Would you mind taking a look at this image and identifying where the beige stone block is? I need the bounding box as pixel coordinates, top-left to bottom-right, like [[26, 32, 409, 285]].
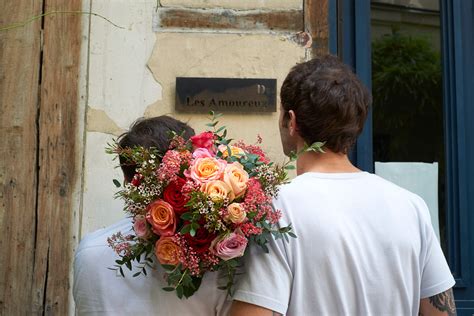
[[146, 32, 306, 165], [160, 0, 302, 10]]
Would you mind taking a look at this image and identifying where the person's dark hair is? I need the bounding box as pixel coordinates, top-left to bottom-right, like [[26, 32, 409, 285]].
[[117, 116, 195, 181], [280, 54, 371, 153]]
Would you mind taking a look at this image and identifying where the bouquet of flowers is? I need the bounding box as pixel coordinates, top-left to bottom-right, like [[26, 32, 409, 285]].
[[106, 113, 296, 298]]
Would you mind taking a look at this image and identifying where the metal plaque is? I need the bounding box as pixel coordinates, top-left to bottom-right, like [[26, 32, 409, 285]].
[[175, 77, 277, 113]]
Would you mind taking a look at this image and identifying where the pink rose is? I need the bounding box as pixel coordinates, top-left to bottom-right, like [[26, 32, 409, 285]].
[[210, 229, 248, 261], [192, 148, 213, 159], [190, 132, 215, 150], [133, 215, 151, 239]]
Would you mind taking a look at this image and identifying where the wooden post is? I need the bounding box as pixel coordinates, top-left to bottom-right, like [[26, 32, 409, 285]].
[[0, 0, 82, 314], [31, 0, 82, 314], [304, 0, 330, 57], [0, 1, 43, 315]]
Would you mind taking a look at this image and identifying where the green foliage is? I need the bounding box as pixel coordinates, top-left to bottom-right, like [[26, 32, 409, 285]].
[[284, 141, 326, 170], [161, 265, 203, 299], [216, 259, 241, 296], [372, 29, 443, 162], [109, 241, 155, 278], [372, 30, 442, 129]]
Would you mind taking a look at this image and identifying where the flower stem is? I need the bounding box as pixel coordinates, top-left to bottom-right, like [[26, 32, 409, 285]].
[[175, 269, 188, 289]]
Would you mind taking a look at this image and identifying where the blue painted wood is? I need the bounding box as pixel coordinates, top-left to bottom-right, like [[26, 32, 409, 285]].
[[440, 0, 469, 287], [328, 0, 338, 54], [334, 0, 373, 172], [353, 1, 373, 173], [441, 1, 474, 313]]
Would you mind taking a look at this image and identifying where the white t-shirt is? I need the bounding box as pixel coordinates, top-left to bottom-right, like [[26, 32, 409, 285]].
[[73, 218, 230, 316], [233, 172, 455, 316]]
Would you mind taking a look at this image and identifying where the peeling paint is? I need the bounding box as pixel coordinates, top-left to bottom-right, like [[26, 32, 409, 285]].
[[86, 106, 125, 136], [160, 0, 302, 10], [154, 8, 303, 33], [289, 31, 313, 48]]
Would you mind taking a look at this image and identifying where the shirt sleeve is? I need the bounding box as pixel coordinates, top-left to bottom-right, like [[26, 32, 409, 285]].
[[232, 223, 293, 314], [416, 196, 456, 298]]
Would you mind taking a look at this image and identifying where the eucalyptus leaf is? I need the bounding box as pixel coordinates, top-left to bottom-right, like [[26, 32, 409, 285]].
[[162, 287, 175, 292], [161, 264, 176, 271], [176, 285, 184, 299], [180, 212, 194, 221]]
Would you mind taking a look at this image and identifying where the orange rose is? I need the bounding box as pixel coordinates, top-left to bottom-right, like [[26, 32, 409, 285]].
[[218, 145, 245, 158], [223, 162, 249, 198], [146, 200, 176, 236], [226, 203, 247, 224], [188, 157, 226, 183], [201, 180, 235, 202], [155, 237, 180, 266]]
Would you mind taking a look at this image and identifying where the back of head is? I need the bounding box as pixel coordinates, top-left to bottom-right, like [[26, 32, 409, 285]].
[[280, 55, 372, 154], [118, 116, 195, 181]]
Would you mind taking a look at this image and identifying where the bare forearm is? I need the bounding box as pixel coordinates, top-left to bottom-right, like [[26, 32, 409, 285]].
[[230, 301, 282, 316], [419, 288, 456, 316]]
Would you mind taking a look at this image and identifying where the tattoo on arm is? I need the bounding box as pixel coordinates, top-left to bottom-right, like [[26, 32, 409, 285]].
[[428, 288, 456, 315]]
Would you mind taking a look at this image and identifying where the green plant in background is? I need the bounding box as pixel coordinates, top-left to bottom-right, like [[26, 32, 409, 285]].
[[372, 28, 443, 163]]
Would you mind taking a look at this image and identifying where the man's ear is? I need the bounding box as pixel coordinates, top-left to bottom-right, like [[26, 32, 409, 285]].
[[288, 110, 298, 137]]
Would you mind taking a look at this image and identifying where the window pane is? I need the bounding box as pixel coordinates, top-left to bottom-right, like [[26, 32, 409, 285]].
[[371, 0, 447, 254]]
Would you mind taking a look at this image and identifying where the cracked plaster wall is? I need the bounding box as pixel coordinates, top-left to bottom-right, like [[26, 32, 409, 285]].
[[82, 0, 306, 236]]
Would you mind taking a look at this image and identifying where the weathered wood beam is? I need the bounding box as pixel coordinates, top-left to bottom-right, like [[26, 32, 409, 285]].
[[304, 0, 329, 56], [31, 0, 82, 314], [155, 8, 304, 33], [0, 0, 43, 314]]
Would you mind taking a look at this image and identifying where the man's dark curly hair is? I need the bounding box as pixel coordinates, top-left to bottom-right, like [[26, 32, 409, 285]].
[[281, 55, 371, 153], [117, 116, 195, 181]]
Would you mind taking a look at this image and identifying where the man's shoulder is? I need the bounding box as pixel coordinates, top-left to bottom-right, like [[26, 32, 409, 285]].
[[277, 172, 426, 207], [76, 218, 133, 254]]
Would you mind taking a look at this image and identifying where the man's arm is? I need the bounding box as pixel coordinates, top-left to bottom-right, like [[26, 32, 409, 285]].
[[230, 301, 282, 316], [419, 288, 456, 316]]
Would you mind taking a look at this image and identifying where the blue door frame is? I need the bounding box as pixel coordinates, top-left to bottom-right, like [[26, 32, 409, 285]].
[[330, 0, 474, 313]]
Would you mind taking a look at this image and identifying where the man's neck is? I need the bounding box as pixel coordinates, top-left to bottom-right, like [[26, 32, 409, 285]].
[[296, 150, 361, 176]]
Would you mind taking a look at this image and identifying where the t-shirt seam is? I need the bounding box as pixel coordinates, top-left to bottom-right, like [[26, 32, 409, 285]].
[[233, 289, 288, 311], [293, 172, 371, 181], [420, 278, 455, 298]]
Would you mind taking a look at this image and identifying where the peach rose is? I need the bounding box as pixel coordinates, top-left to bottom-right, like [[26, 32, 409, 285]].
[[155, 237, 181, 266], [218, 145, 245, 158], [223, 162, 249, 198], [201, 180, 235, 202], [226, 203, 247, 224], [146, 200, 176, 236], [187, 157, 227, 183]]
